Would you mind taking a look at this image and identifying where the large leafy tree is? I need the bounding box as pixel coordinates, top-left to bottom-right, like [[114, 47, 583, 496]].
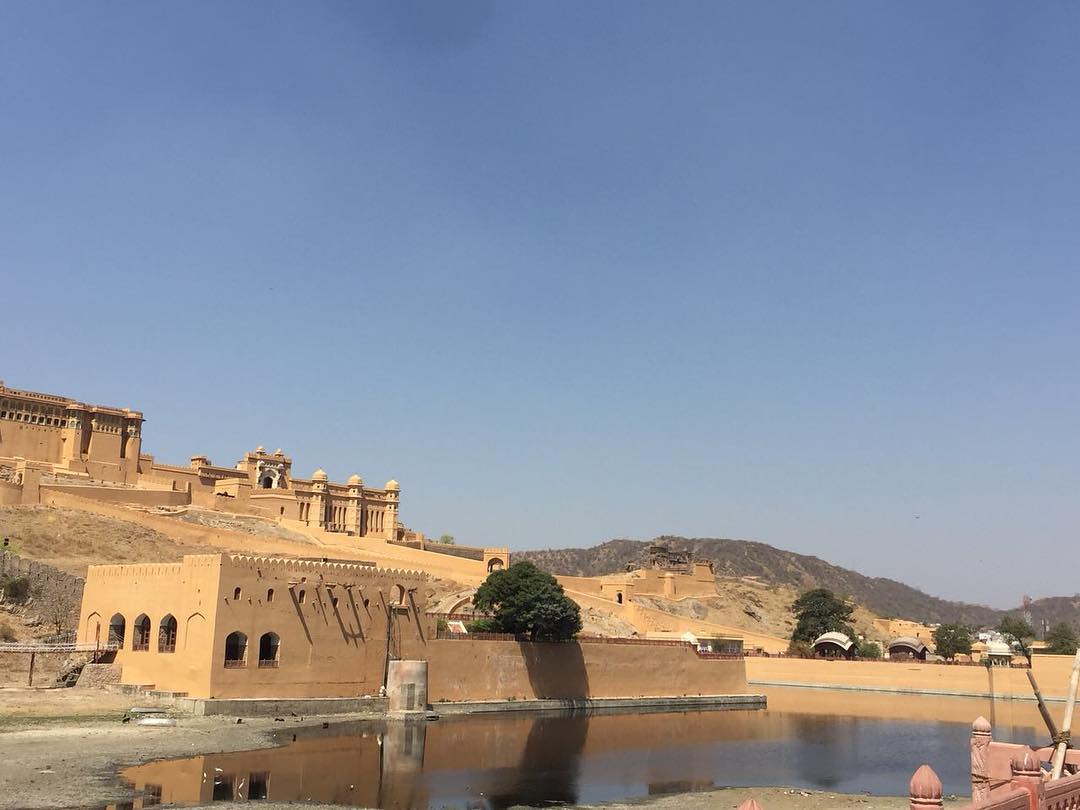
[[790, 588, 855, 644], [998, 616, 1036, 662], [1044, 622, 1079, 656], [473, 561, 583, 642], [932, 623, 973, 660]]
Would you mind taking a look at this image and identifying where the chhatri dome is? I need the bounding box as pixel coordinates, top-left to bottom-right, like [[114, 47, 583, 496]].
[[385, 479, 400, 491], [312, 468, 328, 481], [347, 474, 363, 486]]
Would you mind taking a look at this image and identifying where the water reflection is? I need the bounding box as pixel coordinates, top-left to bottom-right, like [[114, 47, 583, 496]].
[[114, 688, 1048, 809]]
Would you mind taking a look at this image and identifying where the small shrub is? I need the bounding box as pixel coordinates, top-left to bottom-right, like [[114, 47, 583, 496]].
[[787, 640, 814, 658], [0, 575, 30, 603], [857, 639, 882, 659], [0, 619, 16, 642], [436, 618, 449, 632], [465, 618, 497, 633]]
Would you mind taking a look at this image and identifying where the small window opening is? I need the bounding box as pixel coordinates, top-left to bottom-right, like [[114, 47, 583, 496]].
[[266, 588, 274, 603], [233, 587, 242, 600]]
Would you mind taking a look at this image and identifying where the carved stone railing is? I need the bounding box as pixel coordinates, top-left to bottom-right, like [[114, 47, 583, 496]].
[[912, 731, 1080, 810]]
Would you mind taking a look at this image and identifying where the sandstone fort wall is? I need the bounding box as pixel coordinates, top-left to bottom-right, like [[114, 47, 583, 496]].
[[745, 654, 1080, 700], [0, 549, 84, 631], [426, 637, 748, 702]]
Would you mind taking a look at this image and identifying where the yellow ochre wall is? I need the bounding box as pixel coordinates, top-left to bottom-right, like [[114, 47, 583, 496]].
[[79, 557, 221, 697], [426, 639, 749, 702], [78, 554, 433, 699], [746, 655, 1080, 700]]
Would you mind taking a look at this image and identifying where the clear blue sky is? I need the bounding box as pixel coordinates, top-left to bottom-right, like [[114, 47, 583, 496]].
[[2, 3, 1078, 607]]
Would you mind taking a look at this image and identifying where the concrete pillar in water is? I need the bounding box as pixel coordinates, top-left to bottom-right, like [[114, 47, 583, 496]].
[[386, 659, 428, 713]]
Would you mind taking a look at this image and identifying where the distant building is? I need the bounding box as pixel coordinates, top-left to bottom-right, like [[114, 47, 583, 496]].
[[0, 381, 404, 540], [887, 636, 929, 660], [812, 631, 856, 659]]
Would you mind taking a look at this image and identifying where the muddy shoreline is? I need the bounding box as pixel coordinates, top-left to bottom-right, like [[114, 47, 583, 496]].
[[0, 688, 388, 809], [0, 688, 963, 810]]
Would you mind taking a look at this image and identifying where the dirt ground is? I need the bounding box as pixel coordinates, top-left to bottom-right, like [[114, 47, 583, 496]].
[[0, 687, 364, 809]]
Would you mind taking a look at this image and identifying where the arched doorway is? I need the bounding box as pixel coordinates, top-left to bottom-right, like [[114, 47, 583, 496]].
[[258, 632, 280, 667], [158, 615, 177, 653], [224, 631, 248, 667], [108, 614, 126, 648], [132, 614, 151, 651]]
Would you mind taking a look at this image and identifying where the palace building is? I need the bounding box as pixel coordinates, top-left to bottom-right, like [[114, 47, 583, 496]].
[[79, 554, 432, 699], [0, 381, 404, 540]]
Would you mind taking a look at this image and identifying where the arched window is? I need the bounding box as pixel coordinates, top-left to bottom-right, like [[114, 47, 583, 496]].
[[233, 587, 242, 600], [266, 588, 274, 603], [133, 614, 151, 651], [224, 632, 247, 667], [260, 475, 273, 489], [298, 589, 306, 605], [487, 557, 504, 573], [392, 584, 406, 605], [108, 614, 126, 648], [158, 615, 177, 653], [258, 632, 280, 668], [616, 591, 624, 604]]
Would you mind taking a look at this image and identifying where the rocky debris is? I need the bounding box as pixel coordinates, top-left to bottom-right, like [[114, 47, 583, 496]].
[[52, 654, 90, 688], [75, 663, 122, 689], [166, 508, 312, 543], [580, 606, 639, 638]]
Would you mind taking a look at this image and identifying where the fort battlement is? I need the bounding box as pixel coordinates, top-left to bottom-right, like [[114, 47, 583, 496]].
[[222, 554, 425, 583], [0, 380, 408, 543]]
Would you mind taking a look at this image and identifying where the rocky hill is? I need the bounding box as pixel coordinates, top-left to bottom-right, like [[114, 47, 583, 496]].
[[517, 535, 1004, 627]]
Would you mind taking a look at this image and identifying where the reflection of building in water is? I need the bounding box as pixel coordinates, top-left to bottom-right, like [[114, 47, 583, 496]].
[[118, 726, 399, 807], [78, 554, 432, 698]]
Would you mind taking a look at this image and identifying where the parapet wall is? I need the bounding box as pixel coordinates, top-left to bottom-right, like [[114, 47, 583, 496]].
[[39, 484, 189, 507], [746, 655, 1080, 700], [426, 637, 748, 702]]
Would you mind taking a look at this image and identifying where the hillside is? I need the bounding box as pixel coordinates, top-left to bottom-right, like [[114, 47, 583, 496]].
[[517, 535, 1004, 627]]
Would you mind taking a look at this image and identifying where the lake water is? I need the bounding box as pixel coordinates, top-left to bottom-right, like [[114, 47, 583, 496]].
[[119, 688, 1049, 808]]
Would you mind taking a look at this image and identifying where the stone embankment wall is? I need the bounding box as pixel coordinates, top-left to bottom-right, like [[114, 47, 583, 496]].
[[0, 549, 85, 631], [39, 484, 189, 508], [426, 637, 749, 702], [746, 655, 1080, 700]]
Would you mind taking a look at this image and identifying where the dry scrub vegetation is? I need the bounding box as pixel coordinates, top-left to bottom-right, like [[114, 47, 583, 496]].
[[0, 505, 215, 576]]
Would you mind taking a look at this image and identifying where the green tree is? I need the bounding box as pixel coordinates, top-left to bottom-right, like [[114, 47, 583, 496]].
[[0, 575, 30, 603], [438, 534, 456, 545], [932, 623, 973, 660], [790, 588, 855, 644], [857, 639, 882, 659], [998, 616, 1036, 662], [472, 561, 582, 642], [1044, 622, 1079, 656]]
